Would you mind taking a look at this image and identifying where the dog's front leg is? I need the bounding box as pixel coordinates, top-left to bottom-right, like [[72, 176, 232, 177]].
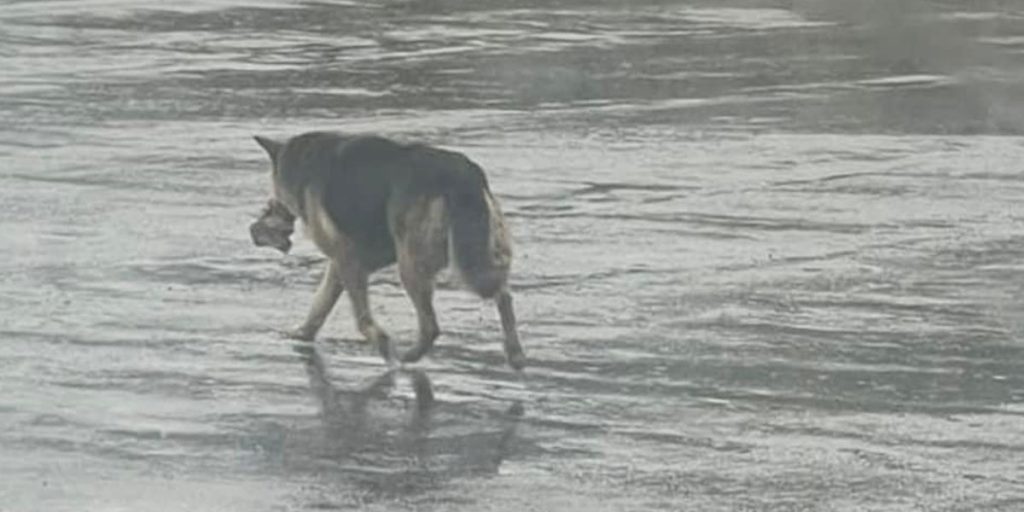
[[338, 263, 395, 364], [288, 261, 344, 341]]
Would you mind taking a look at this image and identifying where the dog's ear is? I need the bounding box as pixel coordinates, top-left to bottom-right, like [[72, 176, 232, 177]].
[[253, 135, 283, 161]]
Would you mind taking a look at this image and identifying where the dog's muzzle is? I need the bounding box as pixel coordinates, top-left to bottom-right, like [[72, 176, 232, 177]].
[[250, 200, 295, 254], [250, 219, 292, 254]]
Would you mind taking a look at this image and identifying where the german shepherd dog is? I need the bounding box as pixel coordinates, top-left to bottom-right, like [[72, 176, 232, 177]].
[[249, 132, 525, 370]]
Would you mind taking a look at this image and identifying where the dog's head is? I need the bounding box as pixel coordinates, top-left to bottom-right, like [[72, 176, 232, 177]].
[[250, 135, 295, 253], [250, 199, 295, 254]]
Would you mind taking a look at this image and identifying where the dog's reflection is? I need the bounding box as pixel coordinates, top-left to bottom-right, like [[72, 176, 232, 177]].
[[293, 344, 523, 489]]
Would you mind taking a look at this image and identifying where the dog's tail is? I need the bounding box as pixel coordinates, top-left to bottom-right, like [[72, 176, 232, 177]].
[[446, 161, 512, 299]]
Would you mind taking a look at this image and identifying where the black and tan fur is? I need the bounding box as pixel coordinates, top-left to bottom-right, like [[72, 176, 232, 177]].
[[251, 132, 524, 370]]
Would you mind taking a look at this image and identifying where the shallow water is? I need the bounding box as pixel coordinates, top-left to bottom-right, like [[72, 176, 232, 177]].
[[3, 1, 1024, 510]]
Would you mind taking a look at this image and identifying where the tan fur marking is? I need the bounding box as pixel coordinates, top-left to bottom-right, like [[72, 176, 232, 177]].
[[395, 197, 449, 363], [485, 191, 512, 271], [399, 197, 449, 275], [303, 188, 348, 255]]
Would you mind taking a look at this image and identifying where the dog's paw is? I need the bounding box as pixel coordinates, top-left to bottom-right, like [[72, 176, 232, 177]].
[[282, 326, 315, 342], [386, 357, 402, 371], [507, 351, 527, 372], [400, 347, 426, 364]]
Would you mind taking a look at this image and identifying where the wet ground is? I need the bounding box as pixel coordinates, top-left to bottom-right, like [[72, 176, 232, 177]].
[[3, 0, 1024, 510]]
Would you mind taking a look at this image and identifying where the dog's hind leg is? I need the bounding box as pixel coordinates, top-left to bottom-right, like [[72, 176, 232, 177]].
[[448, 188, 525, 371], [495, 288, 526, 371], [288, 261, 344, 341], [399, 263, 441, 364], [396, 197, 447, 364]]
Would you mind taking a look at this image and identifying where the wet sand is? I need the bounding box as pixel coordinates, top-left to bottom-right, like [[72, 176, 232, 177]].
[[2, 1, 1024, 510]]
